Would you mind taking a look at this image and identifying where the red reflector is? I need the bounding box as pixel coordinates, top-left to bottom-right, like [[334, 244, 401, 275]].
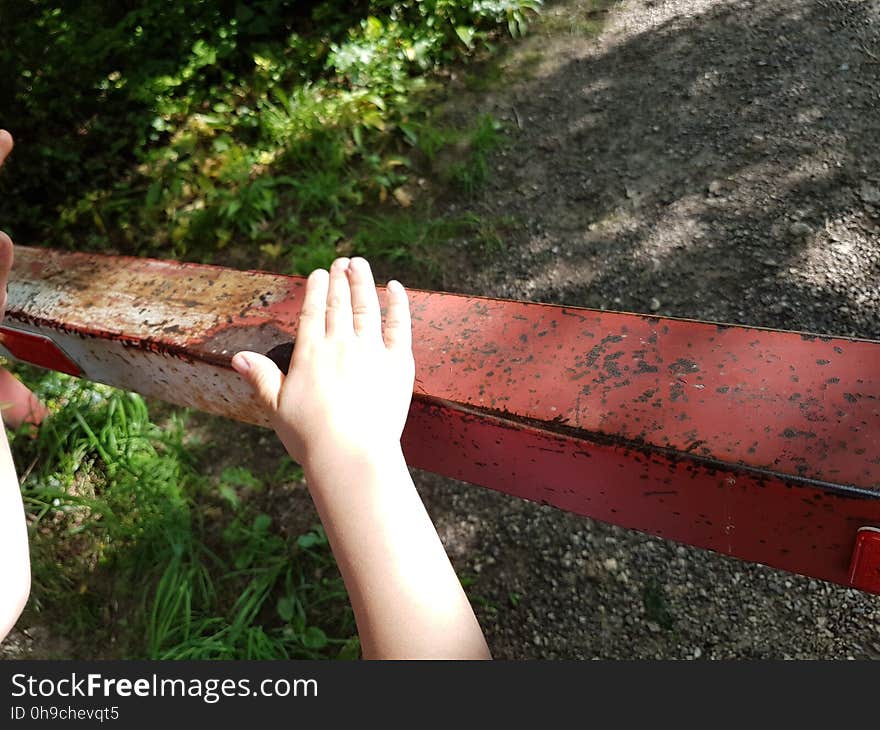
[[0, 326, 82, 377], [849, 527, 880, 594]]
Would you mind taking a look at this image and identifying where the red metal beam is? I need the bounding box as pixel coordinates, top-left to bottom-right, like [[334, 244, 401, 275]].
[[3, 246, 879, 593]]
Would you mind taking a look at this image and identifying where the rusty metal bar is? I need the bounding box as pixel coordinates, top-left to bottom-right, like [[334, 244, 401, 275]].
[[3, 246, 879, 594]]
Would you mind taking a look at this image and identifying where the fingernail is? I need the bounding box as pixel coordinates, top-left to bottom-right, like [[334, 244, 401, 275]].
[[231, 353, 250, 374], [388, 280, 403, 293]]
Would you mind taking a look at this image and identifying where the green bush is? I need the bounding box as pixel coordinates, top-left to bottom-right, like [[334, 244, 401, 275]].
[[0, 0, 541, 269]]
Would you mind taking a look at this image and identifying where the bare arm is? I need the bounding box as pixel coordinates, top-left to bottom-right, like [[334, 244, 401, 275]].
[[0, 129, 31, 640], [232, 257, 490, 659], [0, 406, 30, 642]]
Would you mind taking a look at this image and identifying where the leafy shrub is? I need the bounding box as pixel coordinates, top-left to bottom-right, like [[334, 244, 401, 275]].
[[0, 0, 541, 270]]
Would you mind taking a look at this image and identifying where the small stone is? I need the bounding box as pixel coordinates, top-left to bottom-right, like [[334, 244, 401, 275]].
[[708, 180, 723, 195], [788, 221, 812, 237], [603, 557, 618, 572], [859, 182, 880, 204], [649, 297, 661, 312], [647, 621, 661, 633], [693, 647, 703, 659]]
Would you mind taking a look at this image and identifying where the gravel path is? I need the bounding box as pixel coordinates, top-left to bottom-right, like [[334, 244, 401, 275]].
[[408, 0, 880, 659]]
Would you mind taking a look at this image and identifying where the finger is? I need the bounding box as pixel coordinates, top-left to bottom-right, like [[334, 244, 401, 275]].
[[346, 257, 382, 340], [0, 368, 48, 429], [232, 351, 284, 412], [0, 231, 13, 280], [295, 268, 330, 348], [0, 232, 13, 312], [325, 257, 353, 337], [0, 130, 12, 168], [383, 280, 412, 352]]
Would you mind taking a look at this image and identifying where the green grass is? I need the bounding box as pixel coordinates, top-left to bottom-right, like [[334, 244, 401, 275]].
[[10, 365, 356, 659], [447, 114, 505, 195]]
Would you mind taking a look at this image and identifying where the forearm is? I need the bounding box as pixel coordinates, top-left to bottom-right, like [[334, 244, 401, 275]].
[[0, 425, 30, 641], [303, 444, 490, 660]]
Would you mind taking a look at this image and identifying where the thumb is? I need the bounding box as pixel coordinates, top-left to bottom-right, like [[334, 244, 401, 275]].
[[232, 351, 284, 412], [0, 130, 13, 168]]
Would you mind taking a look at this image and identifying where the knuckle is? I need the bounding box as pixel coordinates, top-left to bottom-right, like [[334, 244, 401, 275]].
[[351, 303, 373, 317], [325, 293, 342, 310]]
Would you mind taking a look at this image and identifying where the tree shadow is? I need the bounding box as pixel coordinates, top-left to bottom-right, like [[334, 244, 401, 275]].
[[437, 0, 879, 339]]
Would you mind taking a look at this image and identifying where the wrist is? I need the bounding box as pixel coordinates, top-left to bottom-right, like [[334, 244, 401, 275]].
[[301, 438, 407, 492]]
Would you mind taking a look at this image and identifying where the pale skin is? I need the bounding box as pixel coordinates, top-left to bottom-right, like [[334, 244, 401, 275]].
[[232, 257, 491, 659], [0, 129, 32, 642]]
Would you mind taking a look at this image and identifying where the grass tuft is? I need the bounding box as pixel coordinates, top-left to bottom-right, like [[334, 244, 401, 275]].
[[10, 365, 356, 659]]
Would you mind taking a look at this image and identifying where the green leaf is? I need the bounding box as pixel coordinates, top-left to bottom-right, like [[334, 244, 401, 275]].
[[145, 180, 163, 208], [220, 466, 261, 490], [364, 16, 384, 40], [302, 626, 327, 649], [337, 636, 361, 660], [217, 483, 240, 509], [455, 26, 476, 48], [277, 596, 295, 622], [296, 532, 320, 549]]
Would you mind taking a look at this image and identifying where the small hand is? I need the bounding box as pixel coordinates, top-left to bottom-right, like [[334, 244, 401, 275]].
[[234, 259, 489, 659], [232, 257, 415, 468]]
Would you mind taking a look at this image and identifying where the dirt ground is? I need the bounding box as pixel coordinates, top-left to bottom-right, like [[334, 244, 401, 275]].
[[406, 0, 880, 659]]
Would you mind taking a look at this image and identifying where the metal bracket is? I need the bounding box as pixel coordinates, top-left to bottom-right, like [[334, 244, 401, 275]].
[[0, 325, 82, 377], [849, 527, 880, 594]]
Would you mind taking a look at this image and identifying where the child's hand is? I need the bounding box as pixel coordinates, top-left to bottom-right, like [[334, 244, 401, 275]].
[[235, 258, 488, 658], [232, 257, 415, 469]]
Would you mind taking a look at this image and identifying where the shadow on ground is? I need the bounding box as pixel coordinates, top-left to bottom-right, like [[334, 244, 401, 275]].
[[430, 0, 879, 339]]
